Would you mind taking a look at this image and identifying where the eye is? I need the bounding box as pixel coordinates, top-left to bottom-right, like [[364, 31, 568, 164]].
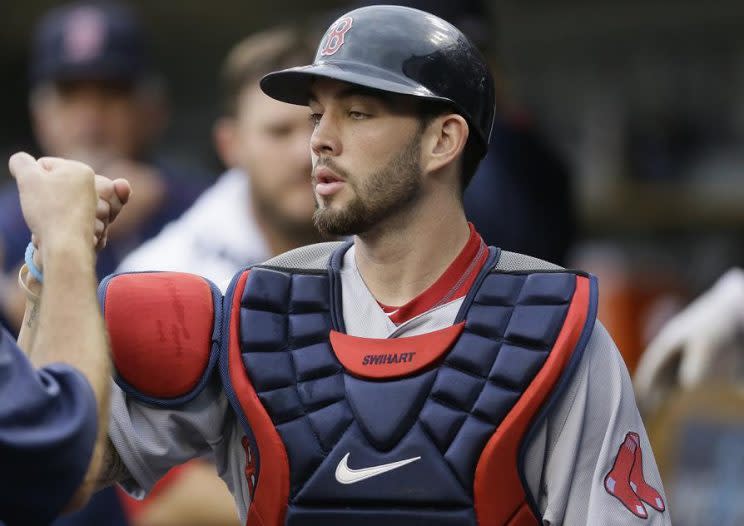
[[309, 113, 322, 126], [265, 124, 292, 138], [349, 111, 368, 120]]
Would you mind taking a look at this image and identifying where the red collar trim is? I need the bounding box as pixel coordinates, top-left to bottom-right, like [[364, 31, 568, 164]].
[[378, 223, 489, 325]]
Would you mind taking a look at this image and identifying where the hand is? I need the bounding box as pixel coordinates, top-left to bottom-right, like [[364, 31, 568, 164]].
[[9, 153, 131, 262], [634, 268, 744, 413], [9, 153, 97, 249], [103, 160, 165, 240], [93, 173, 132, 251]]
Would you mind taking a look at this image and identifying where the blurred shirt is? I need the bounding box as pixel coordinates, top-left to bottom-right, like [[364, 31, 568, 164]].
[[0, 327, 97, 526], [117, 168, 270, 291]]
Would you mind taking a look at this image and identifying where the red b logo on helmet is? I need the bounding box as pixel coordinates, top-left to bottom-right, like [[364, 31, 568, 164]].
[[321, 17, 353, 56]]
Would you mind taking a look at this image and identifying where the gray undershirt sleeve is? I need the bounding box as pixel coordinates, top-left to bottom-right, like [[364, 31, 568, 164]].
[[108, 376, 230, 498]]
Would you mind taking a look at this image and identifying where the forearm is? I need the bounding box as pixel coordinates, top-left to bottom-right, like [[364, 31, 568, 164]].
[[1, 266, 28, 334], [31, 239, 108, 395], [30, 237, 112, 502]]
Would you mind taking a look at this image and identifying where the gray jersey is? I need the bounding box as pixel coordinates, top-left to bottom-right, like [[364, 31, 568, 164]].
[[109, 244, 670, 525]]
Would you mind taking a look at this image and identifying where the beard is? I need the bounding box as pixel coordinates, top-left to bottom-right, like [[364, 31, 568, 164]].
[[313, 132, 423, 237]]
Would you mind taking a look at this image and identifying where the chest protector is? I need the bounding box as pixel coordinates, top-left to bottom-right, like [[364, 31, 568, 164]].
[[220, 243, 598, 526]]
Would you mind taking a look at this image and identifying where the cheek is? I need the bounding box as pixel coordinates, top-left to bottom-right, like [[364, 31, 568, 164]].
[[242, 139, 280, 176], [250, 136, 310, 173], [248, 144, 310, 191], [106, 103, 140, 137], [35, 104, 78, 149], [343, 127, 395, 167]]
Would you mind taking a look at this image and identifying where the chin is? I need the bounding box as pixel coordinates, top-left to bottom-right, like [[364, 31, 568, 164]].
[[316, 193, 347, 209]]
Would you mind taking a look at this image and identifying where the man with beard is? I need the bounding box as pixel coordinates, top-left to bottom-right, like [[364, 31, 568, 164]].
[[118, 25, 325, 291], [26, 6, 669, 526]]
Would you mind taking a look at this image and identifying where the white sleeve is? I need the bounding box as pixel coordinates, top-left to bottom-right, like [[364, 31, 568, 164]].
[[535, 321, 671, 525], [108, 376, 231, 498]]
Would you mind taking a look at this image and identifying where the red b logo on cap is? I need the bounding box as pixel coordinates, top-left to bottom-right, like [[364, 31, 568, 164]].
[[321, 17, 353, 57]]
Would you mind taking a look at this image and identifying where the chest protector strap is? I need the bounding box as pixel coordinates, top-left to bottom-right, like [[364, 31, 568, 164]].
[[221, 243, 598, 526], [100, 272, 222, 406]]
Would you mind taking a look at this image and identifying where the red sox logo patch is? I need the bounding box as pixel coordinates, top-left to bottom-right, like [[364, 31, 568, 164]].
[[241, 436, 257, 500], [605, 432, 665, 519], [64, 7, 106, 63], [321, 16, 353, 56]]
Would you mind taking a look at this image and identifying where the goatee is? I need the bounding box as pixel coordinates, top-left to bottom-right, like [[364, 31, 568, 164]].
[[313, 133, 422, 237]]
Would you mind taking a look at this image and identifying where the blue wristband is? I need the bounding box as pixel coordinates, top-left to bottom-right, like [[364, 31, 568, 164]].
[[25, 242, 44, 284]]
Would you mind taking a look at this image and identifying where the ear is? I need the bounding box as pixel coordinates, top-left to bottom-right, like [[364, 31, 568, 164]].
[[421, 113, 469, 176], [29, 86, 54, 150], [213, 117, 239, 168]]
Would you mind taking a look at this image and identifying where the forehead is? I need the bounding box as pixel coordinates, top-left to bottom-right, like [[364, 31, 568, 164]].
[[52, 78, 137, 97], [308, 78, 418, 113], [240, 83, 309, 120]]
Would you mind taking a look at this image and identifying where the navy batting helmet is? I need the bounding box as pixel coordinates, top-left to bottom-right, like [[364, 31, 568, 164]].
[[260, 5, 496, 157]]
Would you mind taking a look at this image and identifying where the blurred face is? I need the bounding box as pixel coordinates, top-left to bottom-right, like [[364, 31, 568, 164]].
[[308, 79, 424, 237], [31, 79, 151, 170], [228, 83, 315, 235]]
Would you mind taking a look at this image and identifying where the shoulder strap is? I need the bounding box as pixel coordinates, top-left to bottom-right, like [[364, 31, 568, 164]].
[[259, 241, 347, 272], [494, 250, 564, 272]]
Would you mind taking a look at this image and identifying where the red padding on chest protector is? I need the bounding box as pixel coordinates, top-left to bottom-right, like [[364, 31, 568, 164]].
[[474, 275, 591, 526], [227, 271, 290, 526], [104, 272, 215, 399]]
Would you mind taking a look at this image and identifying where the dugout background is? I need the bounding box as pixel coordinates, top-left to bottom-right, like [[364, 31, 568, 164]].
[[1, 0, 744, 345]]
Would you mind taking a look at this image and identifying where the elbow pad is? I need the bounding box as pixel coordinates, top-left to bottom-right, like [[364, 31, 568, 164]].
[[99, 272, 222, 407]]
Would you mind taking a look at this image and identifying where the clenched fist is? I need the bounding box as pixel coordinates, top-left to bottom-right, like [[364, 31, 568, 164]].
[[8, 152, 131, 255]]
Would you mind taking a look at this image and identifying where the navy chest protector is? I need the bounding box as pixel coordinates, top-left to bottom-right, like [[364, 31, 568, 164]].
[[101, 245, 597, 526], [220, 245, 598, 526]]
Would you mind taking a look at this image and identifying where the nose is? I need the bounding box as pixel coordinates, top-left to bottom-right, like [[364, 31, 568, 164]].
[[310, 114, 341, 157]]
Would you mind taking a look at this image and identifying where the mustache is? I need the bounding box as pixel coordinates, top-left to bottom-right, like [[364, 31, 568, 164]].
[[313, 158, 350, 180]]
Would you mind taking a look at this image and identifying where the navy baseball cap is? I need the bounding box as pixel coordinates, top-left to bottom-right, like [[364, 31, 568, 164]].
[[30, 1, 150, 87]]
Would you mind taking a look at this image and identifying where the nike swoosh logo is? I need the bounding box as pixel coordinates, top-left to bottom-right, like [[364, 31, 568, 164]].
[[335, 453, 421, 485]]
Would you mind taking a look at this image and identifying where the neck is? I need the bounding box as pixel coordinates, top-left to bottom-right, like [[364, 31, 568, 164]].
[[354, 189, 470, 307], [255, 213, 327, 257]]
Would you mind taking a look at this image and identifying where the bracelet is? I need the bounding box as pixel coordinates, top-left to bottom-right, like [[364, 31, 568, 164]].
[[18, 264, 41, 303], [25, 242, 44, 284]]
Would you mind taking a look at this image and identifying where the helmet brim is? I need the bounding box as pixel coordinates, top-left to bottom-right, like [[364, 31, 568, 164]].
[[260, 60, 449, 107]]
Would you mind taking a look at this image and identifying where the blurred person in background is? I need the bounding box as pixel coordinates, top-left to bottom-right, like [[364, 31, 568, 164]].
[[0, 2, 204, 524], [0, 1, 205, 334], [635, 267, 744, 415], [633, 269, 744, 525], [112, 25, 325, 526], [118, 24, 325, 290], [352, 0, 576, 265]]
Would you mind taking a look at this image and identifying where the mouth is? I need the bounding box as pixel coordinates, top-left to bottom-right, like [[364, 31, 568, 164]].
[[313, 166, 346, 197]]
